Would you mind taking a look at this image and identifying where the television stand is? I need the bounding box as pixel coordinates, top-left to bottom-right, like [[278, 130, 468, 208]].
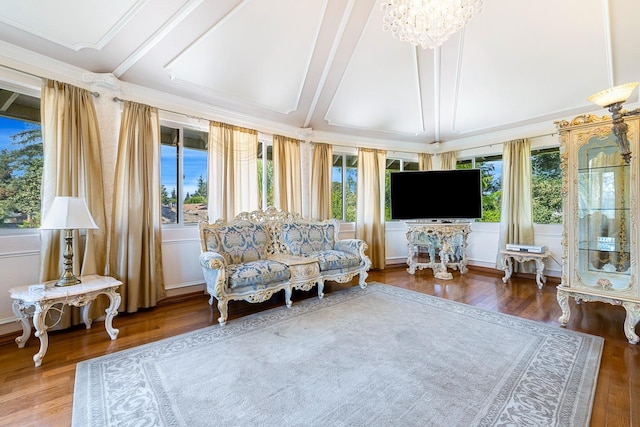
[[405, 222, 472, 280]]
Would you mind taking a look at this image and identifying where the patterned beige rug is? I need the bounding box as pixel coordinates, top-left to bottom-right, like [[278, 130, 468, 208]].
[[73, 283, 603, 426]]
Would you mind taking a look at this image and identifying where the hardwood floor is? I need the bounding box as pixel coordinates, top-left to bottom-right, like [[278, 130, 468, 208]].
[[0, 266, 638, 426]]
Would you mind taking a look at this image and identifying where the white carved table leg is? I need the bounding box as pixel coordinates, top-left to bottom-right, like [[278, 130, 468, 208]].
[[32, 301, 54, 368], [557, 289, 570, 326], [406, 244, 416, 274], [81, 303, 93, 330], [104, 288, 121, 340], [501, 255, 513, 283], [622, 302, 640, 344], [534, 258, 547, 289], [12, 300, 31, 348]]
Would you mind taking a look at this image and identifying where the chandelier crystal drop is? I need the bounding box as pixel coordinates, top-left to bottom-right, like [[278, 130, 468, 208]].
[[381, 0, 484, 49]]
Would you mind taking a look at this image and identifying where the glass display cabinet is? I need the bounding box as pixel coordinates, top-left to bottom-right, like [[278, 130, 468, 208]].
[[556, 114, 639, 344]]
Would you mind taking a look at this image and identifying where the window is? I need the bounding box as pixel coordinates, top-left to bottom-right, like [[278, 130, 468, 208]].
[[160, 125, 208, 225], [385, 158, 418, 221], [331, 154, 357, 222], [531, 147, 561, 224], [0, 89, 42, 229], [257, 139, 274, 209], [473, 155, 503, 223]]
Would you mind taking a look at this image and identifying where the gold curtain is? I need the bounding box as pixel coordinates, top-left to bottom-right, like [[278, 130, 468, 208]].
[[439, 151, 458, 170], [207, 122, 258, 221], [273, 134, 302, 214], [418, 153, 433, 171], [356, 148, 386, 269], [497, 138, 534, 271], [110, 101, 165, 313], [39, 79, 108, 328], [310, 143, 333, 220]]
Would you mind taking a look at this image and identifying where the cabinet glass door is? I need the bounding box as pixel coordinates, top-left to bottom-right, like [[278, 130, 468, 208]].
[[577, 134, 631, 290]]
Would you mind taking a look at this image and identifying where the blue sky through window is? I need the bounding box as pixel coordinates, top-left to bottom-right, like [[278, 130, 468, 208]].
[[0, 116, 30, 151]]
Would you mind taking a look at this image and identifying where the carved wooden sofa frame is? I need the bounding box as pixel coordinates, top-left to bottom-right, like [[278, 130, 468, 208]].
[[199, 207, 371, 324]]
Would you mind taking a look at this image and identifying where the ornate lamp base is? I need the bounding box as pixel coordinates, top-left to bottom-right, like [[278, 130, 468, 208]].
[[55, 273, 81, 287], [55, 229, 81, 287]]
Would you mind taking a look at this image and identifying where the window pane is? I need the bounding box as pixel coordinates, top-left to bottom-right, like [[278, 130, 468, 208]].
[[258, 142, 274, 209], [160, 126, 179, 224], [182, 128, 208, 225], [331, 154, 343, 220], [532, 148, 562, 224], [385, 159, 401, 221], [0, 90, 42, 229], [476, 156, 502, 222], [345, 155, 357, 222], [403, 161, 419, 171], [456, 159, 472, 169]]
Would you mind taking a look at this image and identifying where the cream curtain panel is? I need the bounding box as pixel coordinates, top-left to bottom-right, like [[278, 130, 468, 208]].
[[208, 122, 258, 222], [356, 148, 386, 269], [40, 79, 108, 327], [273, 134, 302, 214], [497, 138, 535, 271], [310, 143, 333, 220], [110, 101, 165, 313], [418, 153, 433, 171], [439, 151, 458, 170]]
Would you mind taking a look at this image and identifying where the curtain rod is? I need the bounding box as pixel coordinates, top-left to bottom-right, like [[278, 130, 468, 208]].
[[112, 96, 207, 123]]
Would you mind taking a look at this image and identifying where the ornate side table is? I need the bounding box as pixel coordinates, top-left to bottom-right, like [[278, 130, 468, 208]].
[[268, 254, 321, 296], [500, 249, 550, 289], [9, 275, 122, 367]]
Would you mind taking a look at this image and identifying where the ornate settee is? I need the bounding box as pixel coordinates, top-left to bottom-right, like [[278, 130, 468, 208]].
[[199, 207, 371, 324]]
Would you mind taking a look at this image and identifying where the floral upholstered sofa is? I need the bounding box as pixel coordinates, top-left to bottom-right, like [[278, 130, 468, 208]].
[[199, 207, 371, 324]]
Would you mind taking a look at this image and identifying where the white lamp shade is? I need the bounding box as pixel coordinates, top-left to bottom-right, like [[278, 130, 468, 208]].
[[588, 82, 639, 107], [40, 197, 98, 230]]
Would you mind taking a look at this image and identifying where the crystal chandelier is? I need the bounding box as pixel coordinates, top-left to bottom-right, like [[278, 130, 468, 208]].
[[381, 0, 484, 49]]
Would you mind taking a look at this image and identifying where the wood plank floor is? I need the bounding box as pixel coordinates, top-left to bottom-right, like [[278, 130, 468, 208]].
[[0, 266, 638, 426]]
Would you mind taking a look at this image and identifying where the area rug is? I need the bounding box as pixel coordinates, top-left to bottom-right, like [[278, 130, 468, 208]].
[[72, 283, 603, 426]]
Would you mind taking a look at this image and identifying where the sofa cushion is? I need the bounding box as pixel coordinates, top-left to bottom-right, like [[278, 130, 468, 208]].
[[281, 223, 335, 256], [304, 250, 360, 272], [205, 221, 270, 264], [227, 260, 291, 290]]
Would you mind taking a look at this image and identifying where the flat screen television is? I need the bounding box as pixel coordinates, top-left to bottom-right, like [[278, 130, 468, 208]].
[[390, 169, 482, 221]]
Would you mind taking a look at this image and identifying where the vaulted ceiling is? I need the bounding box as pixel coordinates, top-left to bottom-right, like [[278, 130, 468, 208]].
[[0, 0, 638, 152]]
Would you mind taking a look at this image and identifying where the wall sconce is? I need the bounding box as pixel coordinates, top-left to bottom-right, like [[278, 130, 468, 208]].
[[40, 197, 98, 286], [588, 82, 640, 163]]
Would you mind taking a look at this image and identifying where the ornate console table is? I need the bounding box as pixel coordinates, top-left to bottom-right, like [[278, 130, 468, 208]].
[[499, 249, 550, 289], [405, 222, 471, 280], [9, 275, 122, 367]]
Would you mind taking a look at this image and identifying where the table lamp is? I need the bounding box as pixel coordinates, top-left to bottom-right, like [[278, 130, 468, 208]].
[[40, 196, 98, 286]]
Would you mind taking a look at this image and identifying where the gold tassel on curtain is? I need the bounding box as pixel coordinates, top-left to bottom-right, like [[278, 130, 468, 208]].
[[356, 148, 386, 269], [311, 143, 333, 220], [40, 79, 108, 329], [110, 101, 165, 312]]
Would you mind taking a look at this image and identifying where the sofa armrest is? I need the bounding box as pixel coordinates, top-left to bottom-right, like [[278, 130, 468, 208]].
[[199, 252, 228, 298], [335, 239, 369, 263], [200, 251, 227, 270]]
